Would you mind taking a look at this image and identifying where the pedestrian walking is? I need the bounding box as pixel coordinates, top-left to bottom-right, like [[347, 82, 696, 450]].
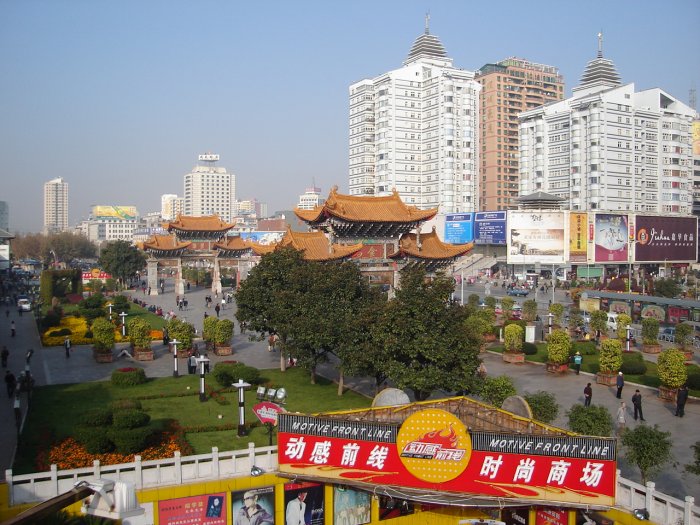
[[5, 370, 16, 397], [14, 394, 21, 430], [188, 352, 197, 374], [616, 401, 627, 435], [573, 351, 582, 375], [616, 371, 624, 399], [64, 336, 72, 358], [583, 383, 592, 407], [268, 334, 276, 352], [1, 345, 8, 367], [631, 389, 645, 421], [11, 320, 16, 337], [675, 384, 689, 417], [214, 304, 220, 318], [221, 297, 226, 310]]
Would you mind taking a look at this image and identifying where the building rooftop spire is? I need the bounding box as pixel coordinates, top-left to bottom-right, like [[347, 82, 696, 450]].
[[404, 17, 448, 65], [597, 31, 603, 58], [578, 31, 621, 89]]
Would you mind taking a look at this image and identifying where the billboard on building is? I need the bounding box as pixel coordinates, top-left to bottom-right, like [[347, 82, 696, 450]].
[[231, 487, 274, 525], [569, 212, 588, 263], [445, 213, 474, 244], [693, 120, 700, 157], [92, 205, 138, 220], [507, 211, 565, 264], [334, 486, 370, 525], [237, 231, 284, 244], [158, 493, 226, 525], [634, 215, 697, 262], [474, 211, 506, 245], [284, 482, 324, 525], [594, 214, 629, 262], [278, 409, 617, 506], [0, 245, 9, 270]]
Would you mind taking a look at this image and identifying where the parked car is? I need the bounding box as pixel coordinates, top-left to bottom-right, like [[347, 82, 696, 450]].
[[606, 313, 619, 331], [507, 288, 529, 297], [659, 327, 675, 343], [17, 296, 32, 311]]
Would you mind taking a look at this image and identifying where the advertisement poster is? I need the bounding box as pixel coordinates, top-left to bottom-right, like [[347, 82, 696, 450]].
[[232, 487, 275, 525], [634, 216, 697, 262], [502, 506, 529, 525], [693, 121, 700, 157], [536, 507, 568, 525], [159, 493, 227, 525], [284, 482, 324, 525], [333, 486, 370, 525], [279, 410, 617, 507], [507, 212, 565, 264], [609, 301, 631, 316], [238, 231, 285, 245], [475, 211, 506, 245], [378, 496, 414, 521], [569, 213, 588, 263], [92, 205, 138, 220], [445, 213, 474, 244], [594, 214, 629, 262], [641, 305, 666, 321]]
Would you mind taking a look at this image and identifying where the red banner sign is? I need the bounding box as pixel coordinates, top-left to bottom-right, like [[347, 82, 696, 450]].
[[158, 493, 227, 525], [253, 401, 285, 425], [278, 409, 616, 507], [82, 270, 112, 280]]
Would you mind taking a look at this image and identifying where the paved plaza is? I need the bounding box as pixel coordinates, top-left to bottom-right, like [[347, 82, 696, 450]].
[[0, 280, 698, 501]]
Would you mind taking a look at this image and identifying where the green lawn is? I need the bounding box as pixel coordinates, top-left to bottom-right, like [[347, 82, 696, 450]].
[[16, 367, 371, 473]]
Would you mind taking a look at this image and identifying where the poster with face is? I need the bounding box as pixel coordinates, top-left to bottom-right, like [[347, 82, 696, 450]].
[[158, 493, 226, 525], [232, 487, 275, 525], [284, 482, 324, 525], [594, 214, 629, 262], [333, 487, 370, 525]]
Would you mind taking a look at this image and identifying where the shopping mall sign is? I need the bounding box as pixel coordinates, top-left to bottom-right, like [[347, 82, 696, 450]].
[[278, 409, 616, 506]]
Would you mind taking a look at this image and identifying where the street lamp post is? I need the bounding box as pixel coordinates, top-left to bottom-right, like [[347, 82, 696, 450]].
[[171, 338, 180, 377], [547, 312, 554, 335], [197, 355, 210, 402], [106, 303, 113, 321], [232, 379, 251, 436], [626, 325, 631, 353], [119, 312, 127, 337]]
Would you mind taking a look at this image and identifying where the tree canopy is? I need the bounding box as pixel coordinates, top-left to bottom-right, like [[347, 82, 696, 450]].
[[10, 231, 96, 263], [97, 240, 146, 285], [621, 424, 674, 484]]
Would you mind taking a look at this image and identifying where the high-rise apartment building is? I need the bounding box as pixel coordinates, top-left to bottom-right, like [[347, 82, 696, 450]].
[[183, 153, 236, 222], [43, 177, 68, 234], [0, 201, 8, 232], [476, 58, 564, 211], [161, 194, 184, 221], [297, 185, 324, 210], [519, 34, 695, 214], [349, 20, 481, 213]]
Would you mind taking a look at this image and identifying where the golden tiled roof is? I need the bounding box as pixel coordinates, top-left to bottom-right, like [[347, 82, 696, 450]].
[[295, 187, 437, 224], [389, 228, 473, 260], [142, 234, 192, 251], [280, 229, 363, 261], [213, 236, 251, 251], [164, 215, 235, 232], [248, 242, 278, 256]]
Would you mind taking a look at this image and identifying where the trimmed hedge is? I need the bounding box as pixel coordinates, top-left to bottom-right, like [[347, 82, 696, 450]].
[[111, 427, 152, 454], [686, 372, 700, 390], [74, 427, 114, 454], [80, 408, 113, 427], [111, 367, 147, 387], [212, 362, 261, 388], [621, 353, 647, 375], [111, 399, 143, 411], [112, 409, 150, 429], [573, 341, 598, 355], [522, 342, 538, 355]]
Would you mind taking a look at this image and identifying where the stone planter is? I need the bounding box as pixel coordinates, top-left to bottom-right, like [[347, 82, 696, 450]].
[[167, 343, 192, 358], [596, 372, 618, 386], [134, 348, 155, 361], [546, 362, 569, 374], [503, 352, 525, 364], [93, 348, 114, 363], [642, 343, 662, 354], [683, 350, 694, 362], [658, 385, 678, 402], [214, 345, 233, 356]]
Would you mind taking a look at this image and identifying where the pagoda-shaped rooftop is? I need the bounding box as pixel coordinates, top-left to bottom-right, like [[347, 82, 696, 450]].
[[164, 215, 235, 241], [250, 228, 363, 262], [142, 234, 192, 257], [213, 236, 254, 258], [388, 227, 473, 272]]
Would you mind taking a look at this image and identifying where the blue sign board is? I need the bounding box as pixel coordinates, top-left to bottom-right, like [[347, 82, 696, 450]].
[[444, 213, 474, 244], [475, 211, 507, 245]]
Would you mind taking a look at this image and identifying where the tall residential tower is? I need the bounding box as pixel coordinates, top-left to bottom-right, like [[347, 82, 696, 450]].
[[43, 177, 68, 234], [183, 153, 236, 222], [476, 58, 564, 211], [349, 19, 481, 213]]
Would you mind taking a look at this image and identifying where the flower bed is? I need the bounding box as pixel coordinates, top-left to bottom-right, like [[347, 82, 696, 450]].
[[42, 315, 136, 347]]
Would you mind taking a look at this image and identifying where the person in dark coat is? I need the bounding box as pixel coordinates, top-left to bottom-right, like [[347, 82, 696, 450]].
[[5, 370, 16, 397], [675, 385, 689, 417], [584, 383, 593, 407], [616, 372, 625, 399], [631, 389, 645, 421]]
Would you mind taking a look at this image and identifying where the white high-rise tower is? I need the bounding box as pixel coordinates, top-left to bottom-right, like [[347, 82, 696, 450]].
[[43, 177, 68, 234], [348, 17, 481, 213], [183, 153, 236, 222]]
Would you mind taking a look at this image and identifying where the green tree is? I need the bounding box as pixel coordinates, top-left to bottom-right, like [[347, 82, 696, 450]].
[[504, 324, 524, 353], [589, 310, 608, 338], [524, 391, 559, 424], [373, 267, 480, 400], [674, 322, 692, 350], [92, 317, 115, 352], [657, 348, 687, 389], [567, 404, 613, 437], [127, 318, 152, 350], [599, 338, 623, 374], [479, 375, 517, 407], [641, 317, 660, 345], [653, 278, 681, 298], [547, 329, 571, 365], [548, 303, 564, 326], [98, 240, 146, 286], [501, 296, 514, 320], [166, 318, 195, 350], [484, 295, 497, 309], [621, 424, 674, 484], [615, 313, 632, 340], [467, 294, 480, 308], [522, 299, 538, 323], [202, 316, 219, 343]]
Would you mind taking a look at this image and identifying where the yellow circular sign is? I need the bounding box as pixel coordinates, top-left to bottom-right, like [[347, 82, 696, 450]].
[[396, 408, 471, 483]]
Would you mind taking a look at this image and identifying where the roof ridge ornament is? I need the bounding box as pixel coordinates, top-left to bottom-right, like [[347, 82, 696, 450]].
[[597, 30, 603, 58], [425, 12, 430, 34]]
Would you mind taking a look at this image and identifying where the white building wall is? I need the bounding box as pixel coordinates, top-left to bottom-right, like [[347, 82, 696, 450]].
[[183, 156, 236, 222], [43, 177, 68, 234]]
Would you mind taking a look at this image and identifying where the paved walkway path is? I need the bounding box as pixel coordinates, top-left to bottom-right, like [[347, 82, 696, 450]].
[[1, 280, 698, 501]]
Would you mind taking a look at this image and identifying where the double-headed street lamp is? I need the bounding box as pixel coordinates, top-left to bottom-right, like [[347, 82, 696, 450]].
[[170, 338, 180, 377], [232, 379, 251, 437], [119, 312, 128, 337], [197, 355, 210, 402]]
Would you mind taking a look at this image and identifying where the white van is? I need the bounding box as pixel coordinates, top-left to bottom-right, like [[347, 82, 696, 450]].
[[606, 313, 618, 331]]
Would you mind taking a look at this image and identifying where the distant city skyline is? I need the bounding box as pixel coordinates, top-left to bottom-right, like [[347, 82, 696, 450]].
[[1, 0, 698, 232]]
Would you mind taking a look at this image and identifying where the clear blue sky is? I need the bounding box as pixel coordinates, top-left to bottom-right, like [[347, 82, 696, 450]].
[[2, 0, 699, 233]]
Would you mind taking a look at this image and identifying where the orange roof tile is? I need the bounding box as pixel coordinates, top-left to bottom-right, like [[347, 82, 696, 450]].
[[142, 234, 192, 251], [389, 228, 473, 260], [248, 242, 278, 256], [213, 236, 252, 251], [164, 215, 235, 232], [278, 229, 363, 261], [295, 187, 437, 224]]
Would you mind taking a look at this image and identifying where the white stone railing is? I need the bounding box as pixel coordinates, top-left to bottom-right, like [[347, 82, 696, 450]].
[[5, 444, 277, 505], [4, 449, 699, 525]]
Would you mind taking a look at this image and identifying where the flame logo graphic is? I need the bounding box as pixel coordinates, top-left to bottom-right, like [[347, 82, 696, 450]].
[[419, 424, 458, 449]]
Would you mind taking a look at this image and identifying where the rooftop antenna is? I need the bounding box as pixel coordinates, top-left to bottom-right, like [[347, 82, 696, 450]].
[[425, 12, 430, 34], [690, 82, 697, 112], [597, 31, 603, 58]]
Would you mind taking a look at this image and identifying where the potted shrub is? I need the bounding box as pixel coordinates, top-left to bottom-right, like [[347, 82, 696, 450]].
[[503, 323, 525, 364], [213, 318, 234, 356], [167, 318, 195, 357], [615, 314, 632, 343], [546, 329, 571, 373], [673, 322, 693, 361], [596, 338, 623, 385], [92, 317, 115, 363], [476, 308, 497, 342], [127, 318, 154, 361], [202, 316, 219, 352], [501, 297, 515, 321], [465, 315, 490, 352], [641, 317, 661, 354], [568, 310, 584, 339], [549, 303, 564, 327], [589, 310, 608, 343], [657, 348, 688, 401], [522, 299, 538, 323]]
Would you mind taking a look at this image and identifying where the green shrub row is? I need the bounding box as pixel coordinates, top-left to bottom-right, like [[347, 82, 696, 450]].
[[212, 362, 261, 388], [75, 426, 153, 454], [111, 368, 147, 387], [47, 328, 72, 337], [113, 409, 150, 429]]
